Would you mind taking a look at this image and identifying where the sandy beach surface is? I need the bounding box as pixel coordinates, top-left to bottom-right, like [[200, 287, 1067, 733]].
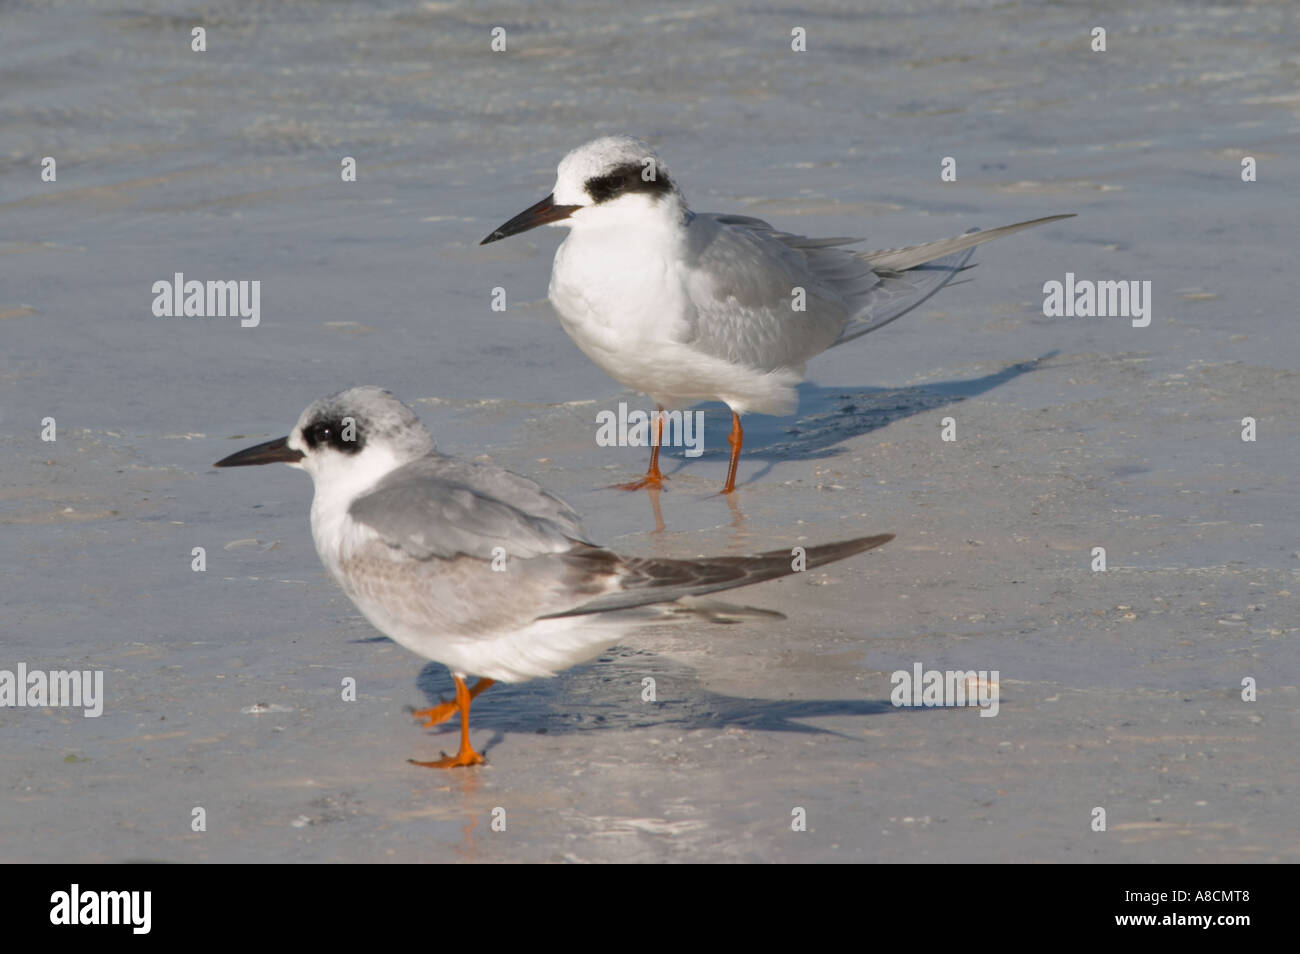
[[3, 0, 1298, 862]]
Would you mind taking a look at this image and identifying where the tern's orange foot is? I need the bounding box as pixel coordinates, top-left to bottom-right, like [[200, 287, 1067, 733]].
[[612, 474, 667, 491], [408, 747, 485, 769], [412, 677, 494, 727], [411, 701, 458, 727], [408, 675, 492, 767], [613, 409, 670, 491]]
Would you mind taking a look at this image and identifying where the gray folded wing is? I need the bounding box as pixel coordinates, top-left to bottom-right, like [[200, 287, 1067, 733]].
[[681, 213, 1075, 365], [347, 454, 590, 561], [679, 213, 855, 370]]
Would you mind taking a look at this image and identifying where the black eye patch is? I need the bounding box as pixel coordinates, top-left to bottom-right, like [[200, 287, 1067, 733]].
[[302, 416, 365, 454], [584, 162, 672, 204]]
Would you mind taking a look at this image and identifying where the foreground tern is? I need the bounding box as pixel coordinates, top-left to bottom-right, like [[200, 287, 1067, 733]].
[[482, 135, 1073, 492], [214, 387, 893, 767]]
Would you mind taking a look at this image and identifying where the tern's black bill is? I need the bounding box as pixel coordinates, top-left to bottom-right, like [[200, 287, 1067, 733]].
[[214, 436, 304, 468], [480, 193, 580, 245]]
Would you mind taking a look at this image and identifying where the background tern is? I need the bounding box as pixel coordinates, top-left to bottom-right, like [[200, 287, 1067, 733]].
[[215, 386, 894, 768], [482, 135, 1073, 493]]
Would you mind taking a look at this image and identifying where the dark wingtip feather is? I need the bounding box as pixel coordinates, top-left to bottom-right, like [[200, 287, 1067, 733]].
[[800, 533, 894, 568], [542, 532, 895, 619]]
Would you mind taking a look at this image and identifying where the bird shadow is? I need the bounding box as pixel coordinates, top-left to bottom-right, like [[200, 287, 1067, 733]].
[[412, 647, 909, 757], [662, 351, 1057, 482]]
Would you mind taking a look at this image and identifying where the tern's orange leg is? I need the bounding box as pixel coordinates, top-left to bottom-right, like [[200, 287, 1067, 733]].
[[411, 677, 495, 727], [721, 412, 744, 494], [615, 407, 668, 491], [408, 675, 488, 769]]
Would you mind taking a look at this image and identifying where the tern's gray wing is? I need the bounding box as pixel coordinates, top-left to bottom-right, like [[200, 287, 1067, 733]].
[[348, 454, 590, 561], [829, 245, 976, 345], [678, 213, 855, 370], [683, 213, 1074, 362]]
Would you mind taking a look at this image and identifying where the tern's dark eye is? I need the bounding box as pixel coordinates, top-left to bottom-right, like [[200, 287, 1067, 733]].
[[584, 162, 673, 205], [302, 417, 364, 454], [585, 172, 628, 202]]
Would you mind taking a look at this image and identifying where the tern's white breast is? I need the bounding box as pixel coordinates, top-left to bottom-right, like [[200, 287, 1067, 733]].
[[548, 224, 799, 414], [550, 227, 689, 355]]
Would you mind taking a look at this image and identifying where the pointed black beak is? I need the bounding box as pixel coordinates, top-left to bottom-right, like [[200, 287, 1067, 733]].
[[214, 436, 304, 468], [480, 193, 581, 245]]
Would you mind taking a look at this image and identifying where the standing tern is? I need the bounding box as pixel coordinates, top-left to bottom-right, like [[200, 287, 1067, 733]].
[[214, 386, 893, 768], [481, 135, 1073, 493]]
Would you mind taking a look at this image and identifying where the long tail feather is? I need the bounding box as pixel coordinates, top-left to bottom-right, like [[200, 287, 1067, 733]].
[[862, 213, 1075, 272], [543, 533, 893, 619]]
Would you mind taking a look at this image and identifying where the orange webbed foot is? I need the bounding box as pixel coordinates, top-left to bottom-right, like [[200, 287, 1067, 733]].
[[409, 675, 493, 768], [410, 701, 459, 728], [408, 746, 485, 769], [411, 677, 494, 728], [611, 410, 669, 491], [611, 473, 667, 492]]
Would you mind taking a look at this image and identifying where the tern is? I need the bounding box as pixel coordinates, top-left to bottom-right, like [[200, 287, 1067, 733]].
[[215, 386, 893, 767], [482, 135, 1072, 493]]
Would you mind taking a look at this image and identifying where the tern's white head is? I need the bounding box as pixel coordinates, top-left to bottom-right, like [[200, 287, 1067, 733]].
[[215, 386, 434, 502], [480, 135, 686, 245]]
